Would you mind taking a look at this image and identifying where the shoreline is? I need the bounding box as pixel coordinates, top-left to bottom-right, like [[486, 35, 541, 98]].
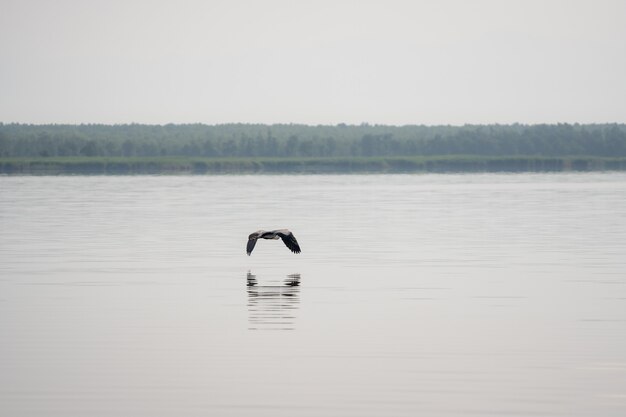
[[2, 156, 626, 175], [0, 155, 626, 175]]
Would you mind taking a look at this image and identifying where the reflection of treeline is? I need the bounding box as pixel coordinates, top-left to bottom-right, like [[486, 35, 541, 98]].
[[3, 156, 626, 174], [1, 123, 626, 158]]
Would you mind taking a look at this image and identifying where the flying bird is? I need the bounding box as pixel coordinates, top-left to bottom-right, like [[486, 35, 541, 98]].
[[247, 229, 301, 255]]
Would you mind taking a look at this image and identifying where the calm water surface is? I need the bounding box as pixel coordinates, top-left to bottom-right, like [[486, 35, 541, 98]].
[[1, 173, 626, 416]]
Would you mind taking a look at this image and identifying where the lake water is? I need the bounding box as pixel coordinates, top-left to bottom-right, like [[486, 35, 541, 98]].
[[1, 173, 626, 416]]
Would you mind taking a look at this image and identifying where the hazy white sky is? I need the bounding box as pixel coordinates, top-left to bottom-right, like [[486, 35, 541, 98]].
[[1, 0, 625, 125]]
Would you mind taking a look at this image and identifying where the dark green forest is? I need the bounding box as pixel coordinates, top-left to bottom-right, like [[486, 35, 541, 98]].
[[2, 123, 626, 173], [2, 123, 626, 158]]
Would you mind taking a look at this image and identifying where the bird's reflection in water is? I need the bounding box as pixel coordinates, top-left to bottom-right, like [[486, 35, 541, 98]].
[[247, 272, 301, 331]]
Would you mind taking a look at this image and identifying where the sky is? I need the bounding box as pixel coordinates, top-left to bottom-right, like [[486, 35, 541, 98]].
[[1, 0, 625, 125]]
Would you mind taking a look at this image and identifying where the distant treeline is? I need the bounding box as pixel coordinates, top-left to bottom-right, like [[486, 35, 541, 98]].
[[1, 123, 626, 158]]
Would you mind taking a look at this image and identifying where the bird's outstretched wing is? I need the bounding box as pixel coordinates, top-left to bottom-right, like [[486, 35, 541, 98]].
[[275, 229, 301, 254], [246, 237, 258, 255]]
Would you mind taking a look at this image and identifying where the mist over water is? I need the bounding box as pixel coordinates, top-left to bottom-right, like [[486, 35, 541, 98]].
[[1, 173, 626, 416]]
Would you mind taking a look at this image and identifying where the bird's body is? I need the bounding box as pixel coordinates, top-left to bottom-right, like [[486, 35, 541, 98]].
[[247, 229, 301, 255]]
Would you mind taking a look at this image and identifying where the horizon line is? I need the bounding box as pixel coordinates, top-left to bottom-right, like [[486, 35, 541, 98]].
[[2, 121, 626, 128]]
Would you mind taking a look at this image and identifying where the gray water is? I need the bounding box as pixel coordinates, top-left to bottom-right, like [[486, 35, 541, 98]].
[[1, 173, 626, 416]]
